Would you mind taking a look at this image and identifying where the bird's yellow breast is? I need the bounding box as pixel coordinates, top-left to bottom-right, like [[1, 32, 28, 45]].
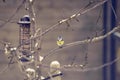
[[57, 40, 64, 46]]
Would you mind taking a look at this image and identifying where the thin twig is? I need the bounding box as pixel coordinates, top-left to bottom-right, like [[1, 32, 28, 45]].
[[0, 19, 17, 23], [0, 65, 9, 74], [0, 0, 25, 28], [43, 26, 120, 60], [32, 0, 108, 40], [109, 0, 118, 19], [16, 0, 108, 50], [41, 57, 120, 72]]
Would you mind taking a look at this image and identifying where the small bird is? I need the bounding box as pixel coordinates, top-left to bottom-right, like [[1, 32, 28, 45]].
[[57, 36, 64, 48]]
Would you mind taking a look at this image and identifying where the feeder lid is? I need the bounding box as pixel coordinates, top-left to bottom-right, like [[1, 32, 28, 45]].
[[18, 15, 30, 24]]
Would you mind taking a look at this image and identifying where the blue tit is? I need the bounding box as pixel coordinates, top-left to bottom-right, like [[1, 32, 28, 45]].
[[57, 36, 64, 48]]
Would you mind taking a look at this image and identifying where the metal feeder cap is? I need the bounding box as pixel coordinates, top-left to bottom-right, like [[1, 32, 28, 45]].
[[18, 15, 30, 24]]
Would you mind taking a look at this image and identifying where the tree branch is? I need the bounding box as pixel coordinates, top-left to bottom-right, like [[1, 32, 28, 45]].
[[41, 57, 119, 72], [32, 0, 108, 40], [0, 0, 25, 28], [43, 26, 120, 60], [17, 0, 108, 50]]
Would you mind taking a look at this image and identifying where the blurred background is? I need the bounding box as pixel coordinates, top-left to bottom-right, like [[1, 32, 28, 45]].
[[0, 0, 119, 80]]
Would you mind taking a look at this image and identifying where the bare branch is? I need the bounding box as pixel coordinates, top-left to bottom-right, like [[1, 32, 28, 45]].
[[32, 0, 108, 40], [0, 19, 17, 23], [0, 0, 25, 28], [41, 57, 120, 72], [0, 65, 8, 74], [61, 57, 120, 72], [43, 26, 120, 59], [16, 0, 108, 50]]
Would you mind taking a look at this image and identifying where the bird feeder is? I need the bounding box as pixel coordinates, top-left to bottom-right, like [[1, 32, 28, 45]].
[[18, 15, 31, 51]]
